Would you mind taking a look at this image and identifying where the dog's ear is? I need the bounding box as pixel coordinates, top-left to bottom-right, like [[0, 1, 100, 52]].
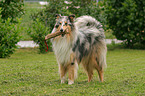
[[68, 14, 75, 23], [55, 14, 61, 19]]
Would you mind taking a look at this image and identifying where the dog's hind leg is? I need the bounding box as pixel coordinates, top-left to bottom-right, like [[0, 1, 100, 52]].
[[59, 64, 68, 84], [87, 69, 93, 82], [94, 40, 107, 82], [98, 69, 103, 82], [68, 62, 78, 85], [95, 61, 104, 82], [82, 62, 94, 82]]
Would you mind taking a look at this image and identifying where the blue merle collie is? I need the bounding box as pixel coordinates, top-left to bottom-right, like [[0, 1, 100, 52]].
[[51, 14, 107, 84]]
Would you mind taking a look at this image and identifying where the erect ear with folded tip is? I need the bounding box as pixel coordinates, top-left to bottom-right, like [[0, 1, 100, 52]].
[[68, 14, 75, 23]]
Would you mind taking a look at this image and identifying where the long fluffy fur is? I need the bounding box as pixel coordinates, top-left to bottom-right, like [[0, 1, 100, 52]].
[[51, 15, 107, 84], [73, 16, 107, 68]]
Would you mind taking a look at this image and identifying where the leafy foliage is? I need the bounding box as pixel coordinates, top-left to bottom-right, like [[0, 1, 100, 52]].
[[104, 0, 145, 48], [0, 0, 24, 22], [31, 0, 67, 31], [68, 0, 106, 29], [31, 0, 105, 31], [0, 13, 21, 58], [27, 19, 51, 53]]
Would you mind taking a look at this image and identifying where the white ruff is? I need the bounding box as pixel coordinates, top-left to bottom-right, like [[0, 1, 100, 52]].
[[52, 36, 73, 65]]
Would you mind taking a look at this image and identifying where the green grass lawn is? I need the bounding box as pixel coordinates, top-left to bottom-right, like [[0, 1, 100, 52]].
[[0, 48, 144, 95]]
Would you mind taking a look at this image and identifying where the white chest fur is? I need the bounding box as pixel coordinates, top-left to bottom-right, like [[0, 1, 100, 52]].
[[52, 36, 72, 65]]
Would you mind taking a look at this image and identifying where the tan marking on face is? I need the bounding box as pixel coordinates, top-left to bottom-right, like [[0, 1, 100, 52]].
[[65, 21, 67, 24]]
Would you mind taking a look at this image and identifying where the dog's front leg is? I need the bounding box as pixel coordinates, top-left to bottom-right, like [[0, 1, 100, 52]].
[[68, 65, 75, 85], [68, 53, 78, 85], [59, 64, 67, 84], [68, 63, 78, 85], [70, 53, 75, 65]]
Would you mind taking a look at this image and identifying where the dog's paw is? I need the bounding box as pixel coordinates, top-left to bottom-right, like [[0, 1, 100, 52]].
[[61, 77, 65, 84], [68, 79, 74, 85], [61, 80, 65, 84]]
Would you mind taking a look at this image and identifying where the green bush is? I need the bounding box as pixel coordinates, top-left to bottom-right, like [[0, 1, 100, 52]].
[[27, 19, 51, 53], [31, 0, 67, 31], [104, 0, 145, 48], [68, 0, 106, 29], [31, 0, 106, 31], [0, 0, 24, 22], [0, 14, 21, 58]]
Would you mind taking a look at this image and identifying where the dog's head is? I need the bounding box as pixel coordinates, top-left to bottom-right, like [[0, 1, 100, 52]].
[[54, 14, 75, 34]]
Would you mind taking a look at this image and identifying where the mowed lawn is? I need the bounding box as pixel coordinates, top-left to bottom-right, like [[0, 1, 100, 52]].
[[0, 48, 145, 95]]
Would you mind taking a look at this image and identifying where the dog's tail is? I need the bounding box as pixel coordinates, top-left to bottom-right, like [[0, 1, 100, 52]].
[[75, 16, 107, 69], [75, 16, 104, 36]]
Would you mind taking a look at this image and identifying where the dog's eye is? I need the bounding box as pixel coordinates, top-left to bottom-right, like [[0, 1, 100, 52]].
[[65, 21, 67, 25], [55, 25, 59, 28], [59, 22, 62, 25]]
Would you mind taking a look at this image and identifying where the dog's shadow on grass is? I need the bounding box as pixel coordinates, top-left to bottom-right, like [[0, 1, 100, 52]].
[[47, 80, 60, 85], [48, 79, 88, 85], [77, 80, 104, 84], [45, 79, 105, 86]]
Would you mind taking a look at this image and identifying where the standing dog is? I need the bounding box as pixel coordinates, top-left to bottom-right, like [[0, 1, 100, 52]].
[[50, 14, 107, 85]]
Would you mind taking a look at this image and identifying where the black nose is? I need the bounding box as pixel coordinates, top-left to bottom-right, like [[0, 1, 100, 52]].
[[60, 29, 63, 32]]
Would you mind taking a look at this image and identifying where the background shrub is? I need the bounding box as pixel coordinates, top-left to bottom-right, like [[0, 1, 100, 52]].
[[27, 19, 51, 53], [0, 0, 24, 58], [0, 14, 21, 58], [31, 0, 105, 32], [0, 0, 24, 23], [31, 0, 67, 31], [68, 0, 105, 22], [104, 0, 145, 48]]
